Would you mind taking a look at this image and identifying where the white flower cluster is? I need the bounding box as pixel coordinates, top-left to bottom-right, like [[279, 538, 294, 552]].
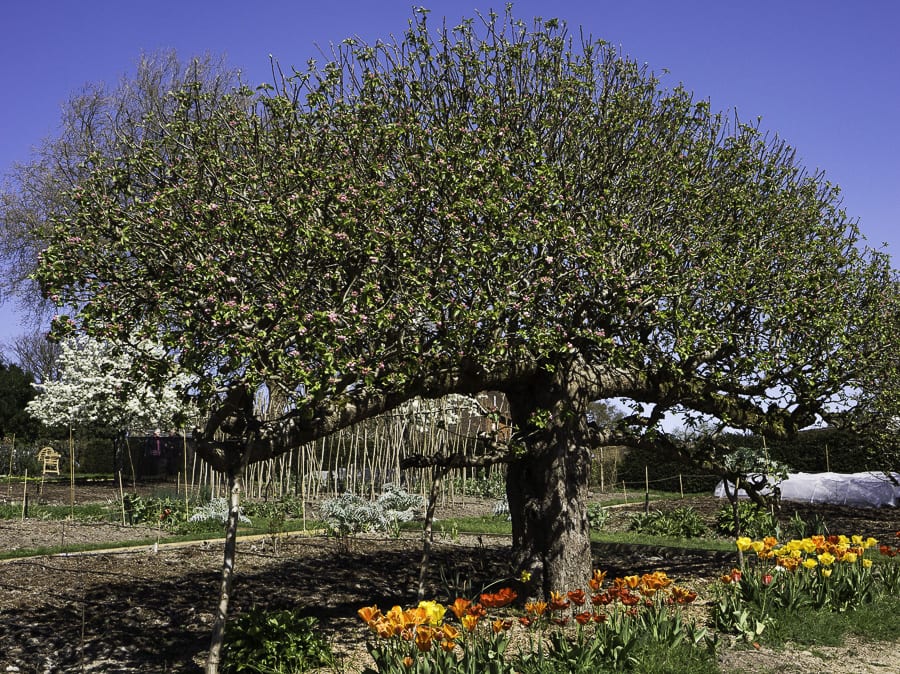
[[25, 335, 196, 431]]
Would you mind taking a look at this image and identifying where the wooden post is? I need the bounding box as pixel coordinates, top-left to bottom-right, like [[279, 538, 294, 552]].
[[599, 447, 605, 492], [118, 471, 126, 525], [644, 466, 650, 514], [679, 474, 684, 499], [825, 444, 830, 472], [622, 480, 628, 504], [69, 426, 75, 519], [183, 430, 190, 513], [21, 469, 28, 521], [6, 433, 14, 498]]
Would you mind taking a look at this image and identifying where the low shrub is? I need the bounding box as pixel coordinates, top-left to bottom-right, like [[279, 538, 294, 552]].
[[715, 501, 777, 539], [223, 609, 332, 673], [628, 506, 708, 538], [586, 502, 608, 532]]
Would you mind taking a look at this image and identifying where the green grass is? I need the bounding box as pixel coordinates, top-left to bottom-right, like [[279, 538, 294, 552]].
[[403, 510, 739, 554], [590, 530, 737, 553], [0, 515, 327, 561], [626, 642, 720, 674], [0, 502, 119, 521], [400, 515, 513, 536], [763, 592, 900, 649]]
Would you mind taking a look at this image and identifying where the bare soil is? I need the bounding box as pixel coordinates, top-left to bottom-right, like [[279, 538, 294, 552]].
[[0, 482, 897, 672]]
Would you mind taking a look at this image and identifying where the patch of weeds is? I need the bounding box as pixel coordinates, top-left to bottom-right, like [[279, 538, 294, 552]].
[[716, 501, 779, 539], [629, 506, 708, 538], [627, 641, 720, 674], [222, 609, 332, 673], [587, 502, 608, 532]]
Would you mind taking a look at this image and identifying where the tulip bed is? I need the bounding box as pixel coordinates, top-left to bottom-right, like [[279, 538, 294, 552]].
[[355, 533, 900, 673]]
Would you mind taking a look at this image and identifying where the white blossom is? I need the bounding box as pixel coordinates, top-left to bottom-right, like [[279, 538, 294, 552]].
[[26, 336, 195, 431]]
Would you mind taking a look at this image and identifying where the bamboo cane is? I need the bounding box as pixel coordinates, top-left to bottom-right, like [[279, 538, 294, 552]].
[[118, 470, 126, 525]]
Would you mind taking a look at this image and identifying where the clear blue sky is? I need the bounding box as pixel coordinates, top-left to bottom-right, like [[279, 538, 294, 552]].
[[2, 0, 898, 356]]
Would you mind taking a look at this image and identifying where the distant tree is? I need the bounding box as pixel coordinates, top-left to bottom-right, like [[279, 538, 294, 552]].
[[33, 9, 900, 672], [7, 331, 61, 383], [0, 359, 39, 441]]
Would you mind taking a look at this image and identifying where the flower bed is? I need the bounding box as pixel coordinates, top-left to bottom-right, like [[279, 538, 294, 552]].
[[354, 533, 900, 673]]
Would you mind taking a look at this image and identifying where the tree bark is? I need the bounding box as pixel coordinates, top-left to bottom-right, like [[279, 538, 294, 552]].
[[205, 467, 243, 674], [505, 386, 593, 597]]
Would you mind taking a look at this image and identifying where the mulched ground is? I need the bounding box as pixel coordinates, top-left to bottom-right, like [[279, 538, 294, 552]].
[[0, 482, 897, 672]]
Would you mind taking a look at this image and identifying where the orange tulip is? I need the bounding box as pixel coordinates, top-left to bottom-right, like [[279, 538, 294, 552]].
[[415, 626, 435, 652], [622, 575, 640, 589], [449, 597, 471, 620], [492, 618, 513, 633], [619, 592, 640, 606], [357, 605, 382, 625], [589, 569, 607, 591], [548, 591, 570, 611], [671, 586, 698, 604], [525, 600, 548, 616], [591, 592, 612, 606], [567, 589, 587, 606], [480, 587, 518, 608], [574, 611, 593, 625]]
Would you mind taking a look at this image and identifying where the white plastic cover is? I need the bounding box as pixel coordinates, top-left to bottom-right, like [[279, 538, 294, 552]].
[[714, 472, 900, 508]]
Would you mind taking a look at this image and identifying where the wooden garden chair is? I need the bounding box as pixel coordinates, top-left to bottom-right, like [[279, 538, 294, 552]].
[[37, 446, 61, 475]]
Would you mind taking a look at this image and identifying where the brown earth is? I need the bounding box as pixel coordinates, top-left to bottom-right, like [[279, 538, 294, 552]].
[[0, 482, 897, 672]]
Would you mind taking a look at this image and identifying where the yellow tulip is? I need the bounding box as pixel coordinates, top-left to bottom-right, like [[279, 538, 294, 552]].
[[799, 539, 817, 554], [802, 558, 817, 569], [822, 568, 833, 578], [736, 537, 753, 552], [862, 558, 873, 568], [818, 551, 836, 566], [842, 551, 858, 564]]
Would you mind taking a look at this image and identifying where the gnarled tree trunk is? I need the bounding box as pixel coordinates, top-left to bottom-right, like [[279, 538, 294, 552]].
[[505, 385, 593, 597]]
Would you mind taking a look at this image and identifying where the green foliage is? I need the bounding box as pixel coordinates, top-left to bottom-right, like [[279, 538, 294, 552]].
[[241, 496, 306, 521], [223, 609, 332, 673], [0, 361, 40, 441], [763, 592, 900, 648], [628, 507, 708, 538], [586, 502, 609, 532], [783, 509, 828, 540], [616, 447, 720, 494], [715, 501, 778, 539], [451, 472, 507, 500], [320, 484, 423, 545], [35, 6, 898, 465], [30, 3, 900, 599], [118, 492, 236, 533]]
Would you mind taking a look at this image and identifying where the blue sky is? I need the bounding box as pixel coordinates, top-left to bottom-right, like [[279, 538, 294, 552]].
[[2, 0, 898, 356]]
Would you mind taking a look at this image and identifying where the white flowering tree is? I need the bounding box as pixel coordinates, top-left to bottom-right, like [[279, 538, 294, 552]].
[[26, 336, 195, 475]]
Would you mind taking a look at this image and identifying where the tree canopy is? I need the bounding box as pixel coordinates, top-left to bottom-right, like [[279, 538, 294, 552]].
[[0, 359, 39, 441], [0, 50, 239, 325], [34, 9, 900, 596]]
